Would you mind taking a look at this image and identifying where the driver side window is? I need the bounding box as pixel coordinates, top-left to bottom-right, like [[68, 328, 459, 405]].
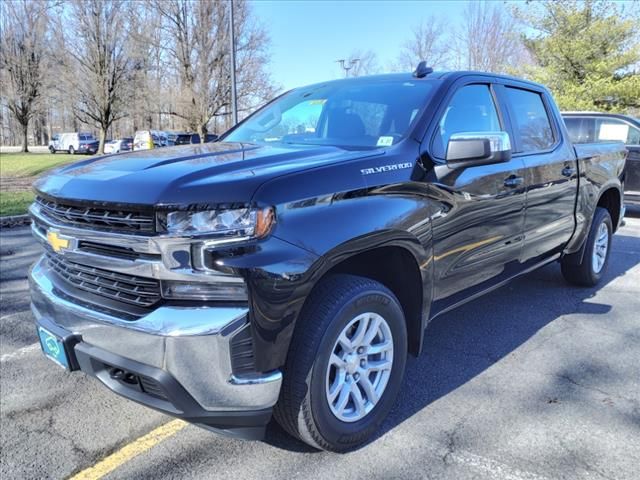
[[433, 84, 501, 159]]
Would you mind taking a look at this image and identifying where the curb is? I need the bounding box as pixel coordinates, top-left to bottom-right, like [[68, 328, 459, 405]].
[[0, 214, 31, 228]]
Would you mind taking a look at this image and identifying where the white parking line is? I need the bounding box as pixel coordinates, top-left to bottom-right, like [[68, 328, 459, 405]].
[[0, 343, 40, 362]]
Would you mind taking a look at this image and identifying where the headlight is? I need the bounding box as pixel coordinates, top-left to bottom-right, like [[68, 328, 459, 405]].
[[158, 206, 275, 241]]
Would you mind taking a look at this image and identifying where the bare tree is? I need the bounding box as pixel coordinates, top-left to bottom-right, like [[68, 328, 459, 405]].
[[457, 1, 526, 73], [56, 0, 132, 153], [396, 16, 449, 71], [128, 6, 168, 133], [0, 0, 52, 152], [153, 0, 275, 140]]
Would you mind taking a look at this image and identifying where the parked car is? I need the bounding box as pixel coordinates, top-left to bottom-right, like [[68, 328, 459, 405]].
[[77, 140, 99, 155], [167, 132, 218, 146], [104, 137, 134, 154], [563, 112, 639, 204], [198, 133, 218, 143], [29, 67, 626, 452], [166, 132, 190, 146], [49, 132, 98, 154], [133, 130, 167, 151]]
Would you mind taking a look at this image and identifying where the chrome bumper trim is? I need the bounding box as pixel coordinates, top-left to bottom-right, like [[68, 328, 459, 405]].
[[30, 257, 282, 411], [30, 257, 246, 336]]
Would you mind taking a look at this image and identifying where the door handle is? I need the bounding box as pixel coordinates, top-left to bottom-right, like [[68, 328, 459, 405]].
[[562, 166, 576, 177], [504, 175, 523, 188]]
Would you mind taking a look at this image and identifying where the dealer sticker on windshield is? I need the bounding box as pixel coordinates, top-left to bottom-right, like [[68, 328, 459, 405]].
[[376, 136, 394, 147]]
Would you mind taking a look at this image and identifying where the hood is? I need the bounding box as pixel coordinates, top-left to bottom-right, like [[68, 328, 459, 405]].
[[34, 142, 381, 207]]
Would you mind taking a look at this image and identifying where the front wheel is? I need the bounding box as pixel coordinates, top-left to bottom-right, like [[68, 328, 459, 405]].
[[49, 146, 55, 154], [68, 146, 75, 155], [561, 207, 612, 286], [274, 274, 407, 452]]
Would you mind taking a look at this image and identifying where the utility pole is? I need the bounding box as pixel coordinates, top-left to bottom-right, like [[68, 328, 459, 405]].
[[336, 58, 360, 78], [229, 0, 238, 126]]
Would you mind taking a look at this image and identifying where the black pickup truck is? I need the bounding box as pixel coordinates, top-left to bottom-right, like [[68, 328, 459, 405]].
[[29, 66, 626, 452]]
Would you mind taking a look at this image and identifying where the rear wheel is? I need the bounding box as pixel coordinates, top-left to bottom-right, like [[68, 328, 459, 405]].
[[561, 207, 612, 286], [274, 274, 407, 452], [68, 146, 75, 155]]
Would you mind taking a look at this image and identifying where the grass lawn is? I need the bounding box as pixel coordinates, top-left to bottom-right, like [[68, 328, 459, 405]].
[[0, 152, 82, 216], [0, 191, 34, 217], [0, 152, 77, 177]]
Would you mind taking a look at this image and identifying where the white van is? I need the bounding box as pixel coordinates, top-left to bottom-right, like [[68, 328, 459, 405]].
[[133, 130, 167, 151], [48, 134, 61, 153], [52, 132, 98, 154]]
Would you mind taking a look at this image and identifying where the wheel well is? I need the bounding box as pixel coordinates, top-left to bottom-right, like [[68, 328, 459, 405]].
[[324, 246, 423, 356], [597, 188, 621, 232]]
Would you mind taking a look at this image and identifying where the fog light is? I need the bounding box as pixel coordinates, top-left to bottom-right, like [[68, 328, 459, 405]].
[[161, 280, 248, 301]]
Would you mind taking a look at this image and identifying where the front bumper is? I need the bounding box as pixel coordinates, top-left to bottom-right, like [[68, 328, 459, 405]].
[[30, 257, 283, 439]]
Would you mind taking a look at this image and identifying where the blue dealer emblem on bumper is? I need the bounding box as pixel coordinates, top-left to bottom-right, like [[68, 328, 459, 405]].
[[38, 326, 69, 369]]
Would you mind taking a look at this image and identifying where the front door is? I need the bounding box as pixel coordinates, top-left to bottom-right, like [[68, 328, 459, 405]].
[[426, 83, 527, 314]]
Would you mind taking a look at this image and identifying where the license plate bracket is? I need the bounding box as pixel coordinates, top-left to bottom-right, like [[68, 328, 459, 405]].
[[36, 319, 81, 371]]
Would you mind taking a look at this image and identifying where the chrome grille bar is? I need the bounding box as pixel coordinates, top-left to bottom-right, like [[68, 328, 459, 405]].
[[47, 254, 161, 308], [36, 196, 155, 234]]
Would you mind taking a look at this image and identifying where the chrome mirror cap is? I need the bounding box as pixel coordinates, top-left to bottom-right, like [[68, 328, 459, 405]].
[[446, 131, 512, 164]]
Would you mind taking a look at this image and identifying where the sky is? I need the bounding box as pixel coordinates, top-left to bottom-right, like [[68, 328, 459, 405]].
[[250, 0, 472, 91]]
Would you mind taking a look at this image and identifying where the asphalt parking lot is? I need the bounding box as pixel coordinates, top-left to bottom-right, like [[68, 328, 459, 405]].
[[1, 212, 639, 480]]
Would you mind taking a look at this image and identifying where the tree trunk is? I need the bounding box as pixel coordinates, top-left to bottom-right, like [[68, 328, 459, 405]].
[[21, 122, 29, 153], [197, 124, 206, 144], [47, 109, 53, 145], [98, 127, 107, 154]]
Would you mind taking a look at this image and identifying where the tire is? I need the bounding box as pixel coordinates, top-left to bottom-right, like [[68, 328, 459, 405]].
[[69, 146, 75, 155], [274, 274, 407, 452], [49, 146, 55, 154], [561, 207, 612, 286]]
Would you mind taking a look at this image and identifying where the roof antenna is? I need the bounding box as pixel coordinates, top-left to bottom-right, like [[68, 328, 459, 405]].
[[413, 61, 433, 78]]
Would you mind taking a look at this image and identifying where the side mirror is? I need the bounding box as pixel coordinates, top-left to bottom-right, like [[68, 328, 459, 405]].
[[446, 131, 512, 165]]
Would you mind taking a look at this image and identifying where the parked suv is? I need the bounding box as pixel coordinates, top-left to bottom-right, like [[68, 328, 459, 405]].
[[563, 112, 639, 204], [30, 68, 626, 452]]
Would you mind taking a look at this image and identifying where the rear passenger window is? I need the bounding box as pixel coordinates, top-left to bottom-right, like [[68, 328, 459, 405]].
[[506, 88, 555, 152], [564, 117, 595, 144], [432, 84, 501, 159]]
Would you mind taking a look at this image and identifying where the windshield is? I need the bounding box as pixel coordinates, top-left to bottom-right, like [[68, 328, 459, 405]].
[[225, 79, 437, 148]]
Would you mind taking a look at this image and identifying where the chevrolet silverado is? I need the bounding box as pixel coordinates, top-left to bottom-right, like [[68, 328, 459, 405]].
[[29, 65, 626, 451]]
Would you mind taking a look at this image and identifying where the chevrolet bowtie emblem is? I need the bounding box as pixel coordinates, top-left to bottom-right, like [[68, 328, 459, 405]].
[[47, 231, 71, 253]]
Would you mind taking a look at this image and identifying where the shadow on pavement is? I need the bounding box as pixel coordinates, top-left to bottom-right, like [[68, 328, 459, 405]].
[[262, 233, 639, 453]]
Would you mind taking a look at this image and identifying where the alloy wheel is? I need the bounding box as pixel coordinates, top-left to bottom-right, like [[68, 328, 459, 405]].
[[325, 312, 393, 423]]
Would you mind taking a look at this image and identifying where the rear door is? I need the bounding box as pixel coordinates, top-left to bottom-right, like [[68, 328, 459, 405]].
[[502, 86, 578, 263], [426, 81, 528, 313]]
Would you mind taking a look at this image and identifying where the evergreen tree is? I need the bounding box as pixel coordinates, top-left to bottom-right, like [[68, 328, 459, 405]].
[[516, 0, 639, 113]]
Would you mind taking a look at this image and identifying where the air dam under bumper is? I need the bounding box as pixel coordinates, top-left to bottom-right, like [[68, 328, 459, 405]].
[[29, 256, 283, 440]]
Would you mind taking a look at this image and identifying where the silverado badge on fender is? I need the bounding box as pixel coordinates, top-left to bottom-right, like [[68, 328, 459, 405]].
[[360, 162, 413, 175]]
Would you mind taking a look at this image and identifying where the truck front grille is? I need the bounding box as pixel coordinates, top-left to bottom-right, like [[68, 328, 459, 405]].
[[47, 253, 161, 308], [36, 196, 155, 234]]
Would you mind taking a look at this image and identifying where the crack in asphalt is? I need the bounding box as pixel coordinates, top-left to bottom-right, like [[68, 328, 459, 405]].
[[555, 373, 638, 406]]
